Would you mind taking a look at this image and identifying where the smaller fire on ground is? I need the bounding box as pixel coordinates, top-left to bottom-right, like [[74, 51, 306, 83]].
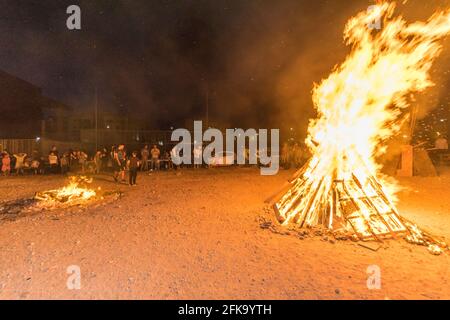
[[34, 176, 100, 207]]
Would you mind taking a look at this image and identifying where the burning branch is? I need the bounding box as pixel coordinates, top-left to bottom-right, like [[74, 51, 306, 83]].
[[34, 176, 98, 207]]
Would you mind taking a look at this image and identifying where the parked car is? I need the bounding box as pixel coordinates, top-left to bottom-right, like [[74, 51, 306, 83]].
[[207, 151, 235, 166]]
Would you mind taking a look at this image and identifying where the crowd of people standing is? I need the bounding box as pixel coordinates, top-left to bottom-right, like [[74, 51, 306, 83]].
[[1, 141, 312, 185], [0, 146, 94, 176], [0, 144, 169, 186]]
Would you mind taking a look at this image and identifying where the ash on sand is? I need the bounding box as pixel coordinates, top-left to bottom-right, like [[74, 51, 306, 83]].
[[0, 176, 122, 222]]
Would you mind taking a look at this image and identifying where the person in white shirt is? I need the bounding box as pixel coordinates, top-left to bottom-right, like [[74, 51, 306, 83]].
[[14, 153, 27, 175], [171, 145, 180, 170], [193, 145, 202, 169], [48, 152, 59, 174]]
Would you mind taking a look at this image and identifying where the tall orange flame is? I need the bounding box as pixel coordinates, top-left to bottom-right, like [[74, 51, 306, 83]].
[[277, 2, 450, 231]]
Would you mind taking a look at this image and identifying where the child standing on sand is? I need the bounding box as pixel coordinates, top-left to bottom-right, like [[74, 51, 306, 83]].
[[127, 151, 140, 186], [1, 152, 11, 176]]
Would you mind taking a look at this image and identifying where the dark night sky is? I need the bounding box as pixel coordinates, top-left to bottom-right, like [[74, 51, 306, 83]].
[[1, 0, 449, 131]]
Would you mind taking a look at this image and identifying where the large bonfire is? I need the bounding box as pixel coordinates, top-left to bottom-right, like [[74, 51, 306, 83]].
[[273, 2, 450, 251]]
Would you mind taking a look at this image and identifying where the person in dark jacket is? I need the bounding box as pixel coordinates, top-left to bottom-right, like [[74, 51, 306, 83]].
[[127, 151, 140, 186], [113, 144, 127, 183]]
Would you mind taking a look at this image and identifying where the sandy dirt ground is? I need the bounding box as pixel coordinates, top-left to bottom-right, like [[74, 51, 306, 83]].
[[0, 167, 449, 300]]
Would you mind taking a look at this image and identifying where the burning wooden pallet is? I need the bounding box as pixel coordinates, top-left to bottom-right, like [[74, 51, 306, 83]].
[[270, 164, 409, 242], [268, 163, 448, 254], [328, 174, 408, 241]]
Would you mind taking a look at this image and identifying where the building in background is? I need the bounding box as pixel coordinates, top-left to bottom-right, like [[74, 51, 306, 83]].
[[0, 69, 190, 153], [0, 70, 43, 139], [0, 70, 72, 154], [0, 69, 72, 139]]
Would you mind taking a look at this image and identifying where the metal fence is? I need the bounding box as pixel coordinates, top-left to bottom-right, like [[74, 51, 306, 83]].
[[79, 129, 175, 152], [1, 130, 182, 155], [0, 139, 38, 155]]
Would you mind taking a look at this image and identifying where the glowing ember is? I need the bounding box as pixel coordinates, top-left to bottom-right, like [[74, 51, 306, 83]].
[[273, 3, 450, 249], [35, 176, 98, 207]]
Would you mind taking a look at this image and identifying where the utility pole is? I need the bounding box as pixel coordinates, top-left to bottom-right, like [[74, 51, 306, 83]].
[[205, 81, 209, 128], [95, 87, 98, 152]]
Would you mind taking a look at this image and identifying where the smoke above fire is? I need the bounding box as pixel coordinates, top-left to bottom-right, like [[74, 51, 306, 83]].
[[0, 1, 449, 131]]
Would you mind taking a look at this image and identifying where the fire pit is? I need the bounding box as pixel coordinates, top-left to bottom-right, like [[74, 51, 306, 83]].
[[270, 3, 450, 255], [34, 176, 98, 207], [0, 176, 121, 222]]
